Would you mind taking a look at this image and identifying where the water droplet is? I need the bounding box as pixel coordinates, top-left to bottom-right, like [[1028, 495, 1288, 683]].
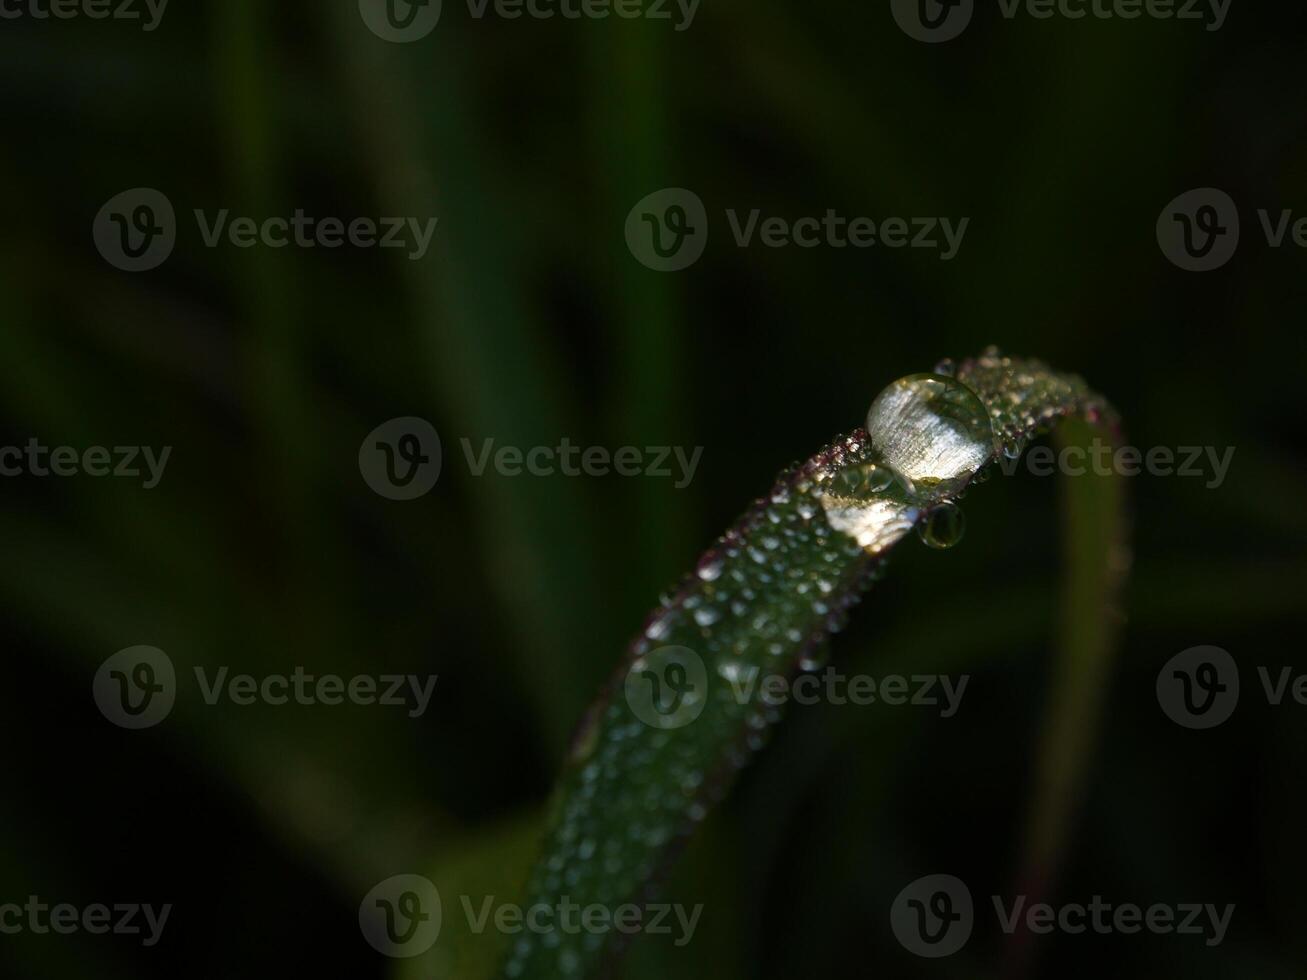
[[934, 357, 957, 376], [717, 661, 747, 683], [695, 552, 724, 581], [1001, 437, 1023, 460], [643, 607, 673, 640], [693, 605, 722, 627], [799, 642, 830, 672], [830, 462, 895, 498], [820, 494, 919, 555], [865, 373, 996, 497], [917, 501, 966, 550]]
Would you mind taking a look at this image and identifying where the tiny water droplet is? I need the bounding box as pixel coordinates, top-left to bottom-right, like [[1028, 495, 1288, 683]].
[[718, 661, 747, 683], [830, 462, 895, 498], [695, 552, 724, 581], [1002, 437, 1023, 460], [799, 642, 829, 672], [693, 605, 722, 627], [643, 608, 673, 640], [934, 357, 957, 376], [917, 501, 966, 550]]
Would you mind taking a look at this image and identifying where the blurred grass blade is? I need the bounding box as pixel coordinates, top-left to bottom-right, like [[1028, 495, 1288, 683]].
[[327, 10, 611, 751], [1006, 415, 1131, 976], [506, 352, 1127, 978]]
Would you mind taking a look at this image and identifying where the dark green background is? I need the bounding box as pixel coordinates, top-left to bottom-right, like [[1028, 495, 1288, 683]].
[[2, 0, 1304, 976]]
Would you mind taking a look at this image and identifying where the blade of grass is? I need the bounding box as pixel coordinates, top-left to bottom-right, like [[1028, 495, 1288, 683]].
[[589, 22, 696, 591], [1004, 416, 1130, 977], [506, 352, 1124, 978], [327, 10, 611, 751]]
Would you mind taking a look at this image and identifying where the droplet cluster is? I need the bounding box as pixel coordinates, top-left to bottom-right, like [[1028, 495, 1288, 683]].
[[955, 346, 1116, 451]]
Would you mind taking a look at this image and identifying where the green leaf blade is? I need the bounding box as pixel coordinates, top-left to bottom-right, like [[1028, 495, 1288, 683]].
[[506, 352, 1122, 979]]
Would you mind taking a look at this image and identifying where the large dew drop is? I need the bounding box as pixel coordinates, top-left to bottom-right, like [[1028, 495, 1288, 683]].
[[865, 373, 996, 496]]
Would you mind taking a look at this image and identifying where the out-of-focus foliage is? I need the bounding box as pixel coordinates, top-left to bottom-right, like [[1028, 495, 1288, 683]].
[[1, 2, 1305, 978]]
